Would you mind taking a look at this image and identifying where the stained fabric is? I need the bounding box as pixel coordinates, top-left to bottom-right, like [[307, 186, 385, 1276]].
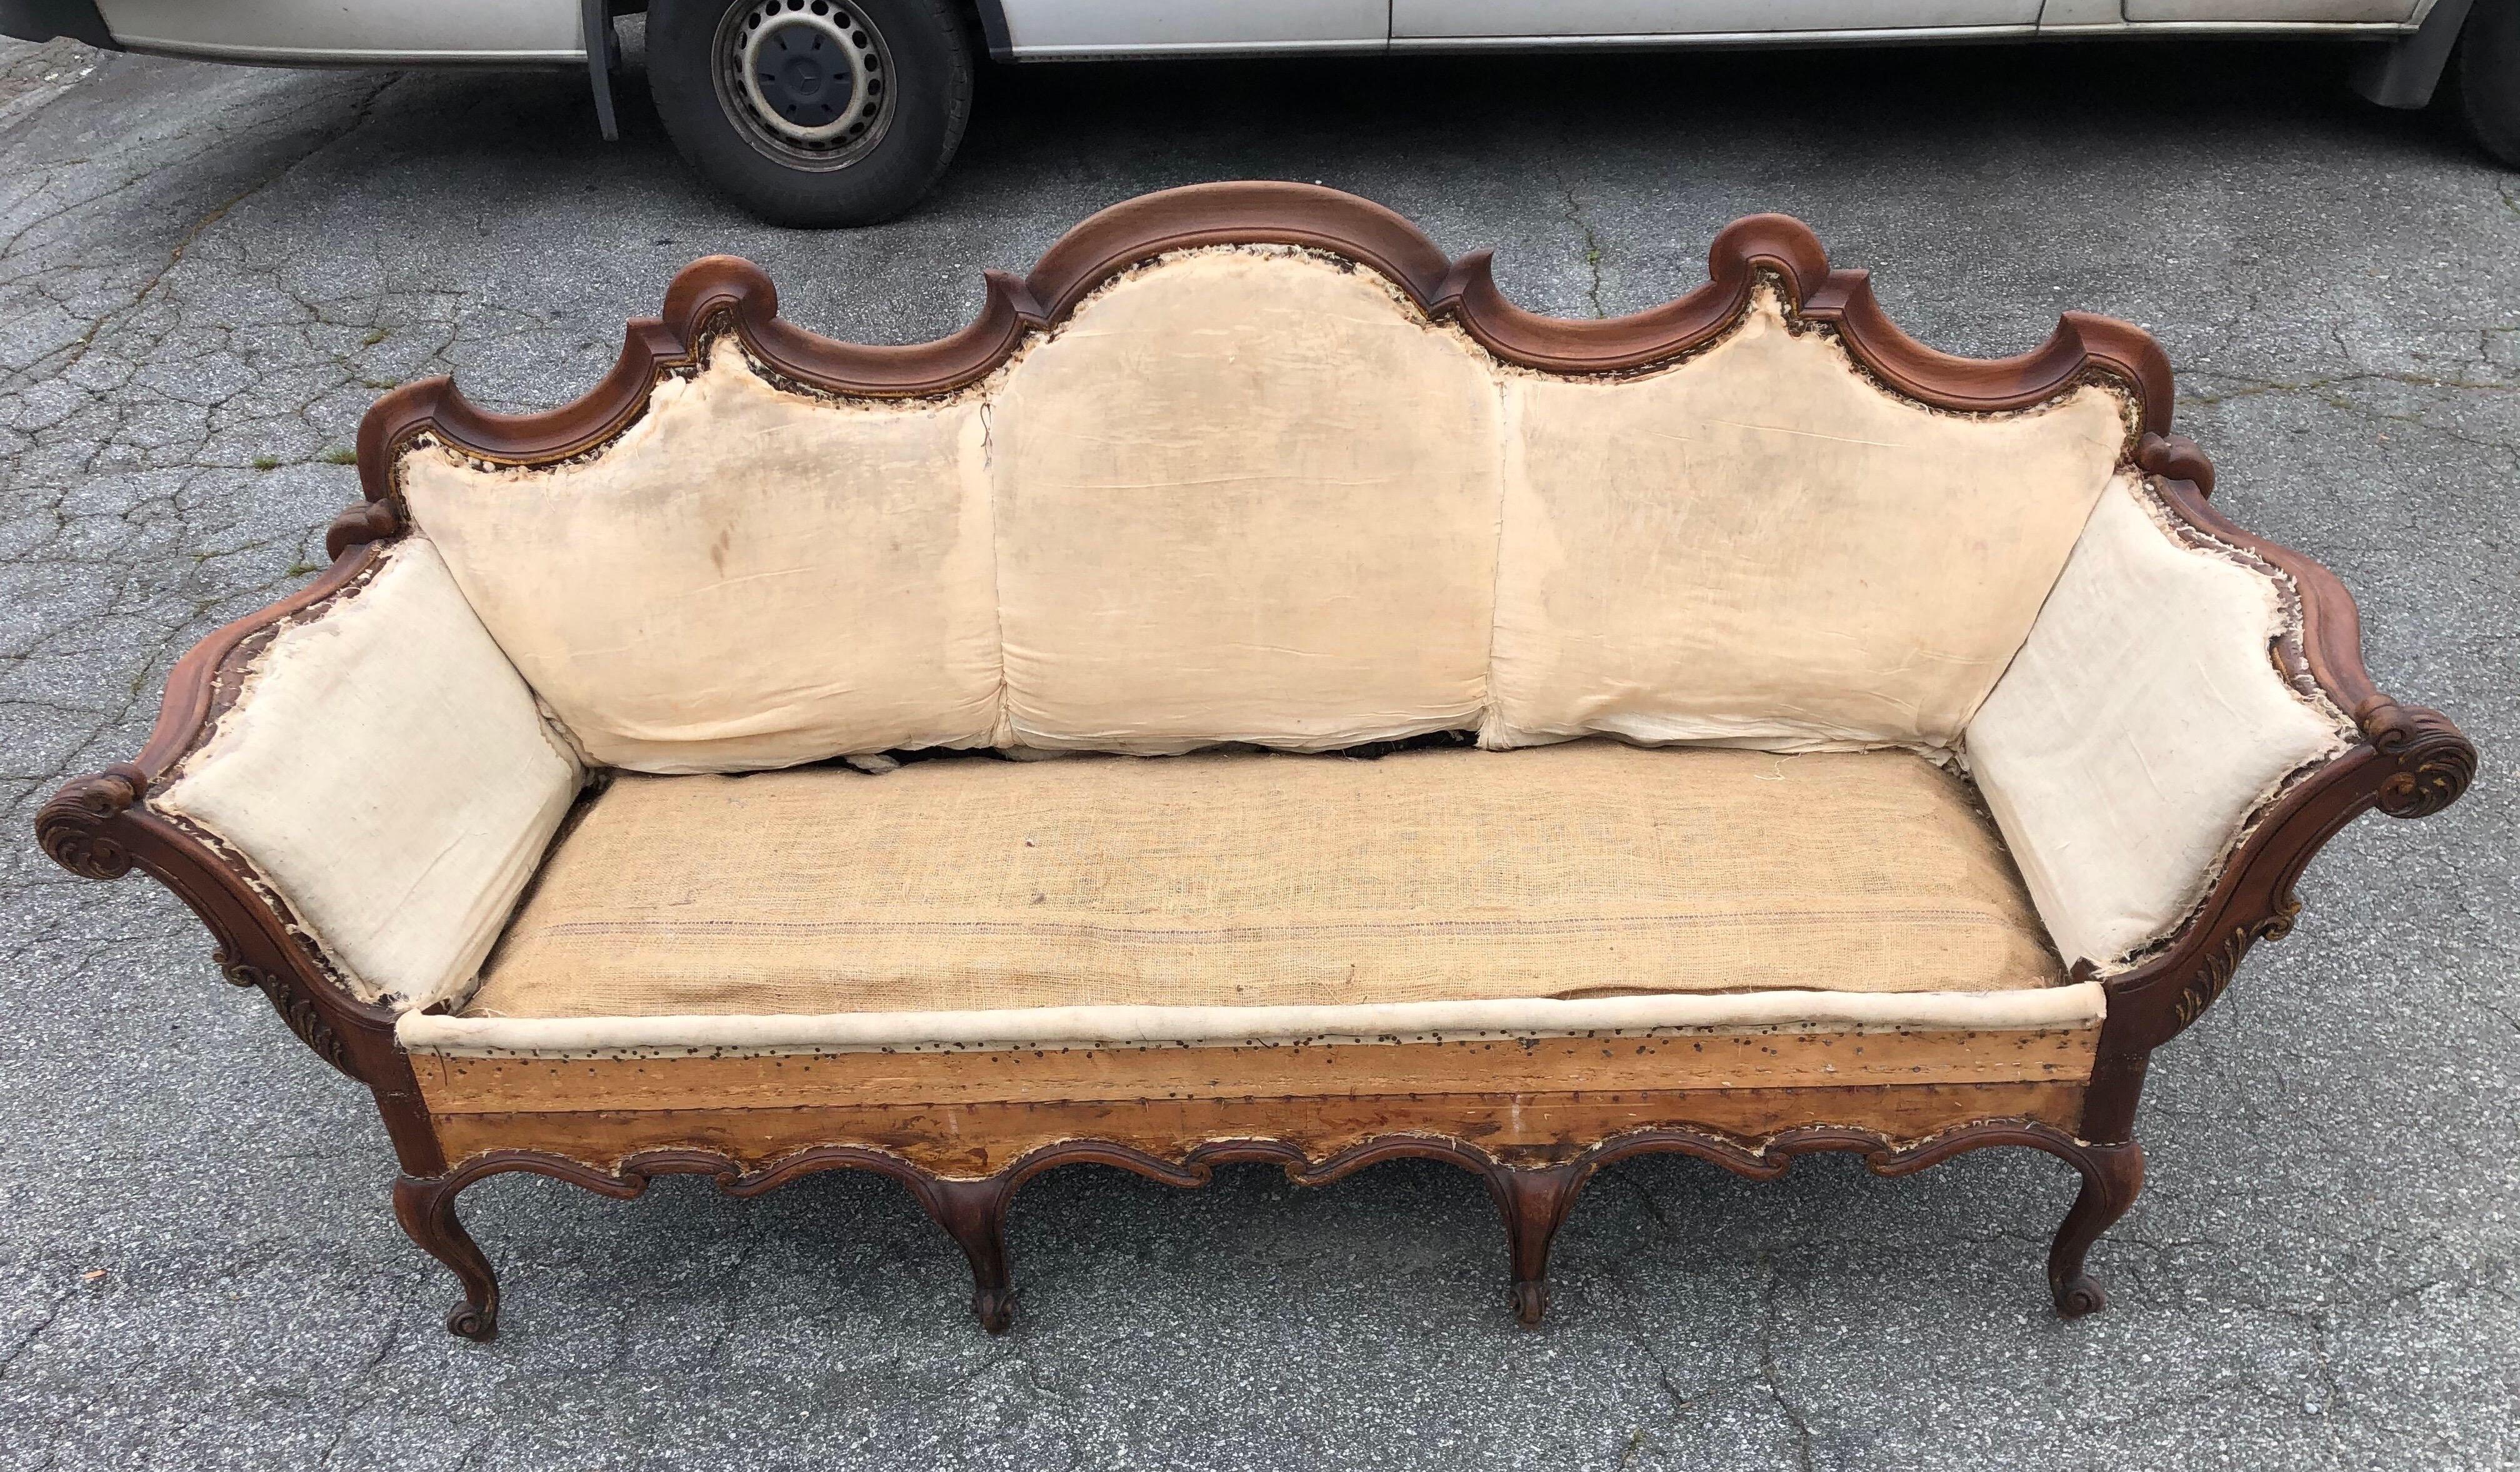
[[399, 344, 1001, 773], [457, 742, 2064, 1023], [990, 250, 1501, 753], [399, 248, 2135, 772], [1489, 289, 2129, 751]]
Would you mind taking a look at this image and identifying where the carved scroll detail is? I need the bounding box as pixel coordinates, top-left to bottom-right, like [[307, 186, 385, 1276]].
[[399, 1118, 2141, 1340], [2134, 430, 2216, 495], [2359, 699, 2478, 819], [2167, 897, 2302, 1033], [34, 765, 143, 879], [218, 950, 356, 1080], [349, 183, 2186, 521], [323, 499, 400, 560]]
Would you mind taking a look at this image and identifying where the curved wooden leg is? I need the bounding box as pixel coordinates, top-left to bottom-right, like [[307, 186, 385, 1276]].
[[1484, 1162, 1590, 1328], [392, 1173, 499, 1341], [915, 1176, 1019, 1334], [2048, 1140, 2144, 1319]]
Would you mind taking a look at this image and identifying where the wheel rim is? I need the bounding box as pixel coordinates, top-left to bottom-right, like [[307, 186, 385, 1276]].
[[716, 0, 895, 171]]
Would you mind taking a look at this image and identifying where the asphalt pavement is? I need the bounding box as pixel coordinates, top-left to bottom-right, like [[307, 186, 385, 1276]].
[[1, 26, 2514, 1471]]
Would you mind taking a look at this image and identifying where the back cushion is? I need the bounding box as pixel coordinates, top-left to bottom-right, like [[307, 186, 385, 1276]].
[[991, 249, 1501, 752], [401, 344, 1000, 773], [1487, 287, 2130, 751], [396, 249, 2139, 772]]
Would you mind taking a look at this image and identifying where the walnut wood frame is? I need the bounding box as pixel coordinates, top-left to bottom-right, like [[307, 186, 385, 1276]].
[[35, 182, 2474, 1341]]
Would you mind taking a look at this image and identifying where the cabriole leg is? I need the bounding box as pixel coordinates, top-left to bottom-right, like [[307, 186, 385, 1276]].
[[916, 1175, 1019, 1334], [392, 1173, 499, 1341], [2049, 1140, 2145, 1318], [1484, 1162, 1591, 1328]]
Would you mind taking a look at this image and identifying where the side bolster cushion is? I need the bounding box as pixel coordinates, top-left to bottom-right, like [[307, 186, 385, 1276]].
[[151, 539, 582, 1010], [1965, 477, 2353, 972]]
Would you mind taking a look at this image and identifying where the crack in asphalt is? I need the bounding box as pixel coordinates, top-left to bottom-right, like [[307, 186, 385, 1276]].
[[0, 1285, 76, 1383], [1557, 177, 1609, 320], [1754, 1253, 1818, 1472], [314, 1315, 404, 1470]]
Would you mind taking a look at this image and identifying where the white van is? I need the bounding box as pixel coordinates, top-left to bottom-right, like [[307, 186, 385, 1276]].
[[3, 0, 2509, 224]]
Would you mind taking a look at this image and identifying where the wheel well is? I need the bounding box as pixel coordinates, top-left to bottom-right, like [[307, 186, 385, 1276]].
[[629, 0, 1006, 59], [959, 0, 1010, 61]]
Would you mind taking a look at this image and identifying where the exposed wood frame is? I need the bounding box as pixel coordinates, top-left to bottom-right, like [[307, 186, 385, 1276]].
[[34, 182, 2475, 1340], [342, 182, 2191, 510], [409, 1024, 2103, 1114]]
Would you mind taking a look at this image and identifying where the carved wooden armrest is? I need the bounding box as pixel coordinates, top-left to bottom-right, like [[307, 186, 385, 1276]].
[[2114, 476, 2472, 1015], [36, 545, 402, 1086], [1965, 462, 2473, 1136], [34, 525, 580, 1168]]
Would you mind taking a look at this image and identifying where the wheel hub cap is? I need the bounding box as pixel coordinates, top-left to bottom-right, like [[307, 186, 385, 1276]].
[[732, 0, 885, 149]]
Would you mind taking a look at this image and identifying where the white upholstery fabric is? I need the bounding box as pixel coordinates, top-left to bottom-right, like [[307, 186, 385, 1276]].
[[400, 342, 999, 773], [991, 249, 1501, 752], [391, 246, 2148, 770], [397, 980, 2108, 1058], [151, 540, 582, 1008], [1488, 287, 2129, 752], [1966, 478, 2354, 970]]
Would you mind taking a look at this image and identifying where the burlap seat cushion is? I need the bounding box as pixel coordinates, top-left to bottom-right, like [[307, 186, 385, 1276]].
[[456, 742, 2062, 1022]]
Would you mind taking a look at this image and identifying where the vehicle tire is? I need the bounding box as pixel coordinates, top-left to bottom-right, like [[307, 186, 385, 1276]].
[[648, 0, 974, 226], [2452, 0, 2520, 167]]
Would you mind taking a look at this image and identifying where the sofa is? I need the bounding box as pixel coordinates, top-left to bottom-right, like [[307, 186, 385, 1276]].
[[36, 182, 2475, 1339]]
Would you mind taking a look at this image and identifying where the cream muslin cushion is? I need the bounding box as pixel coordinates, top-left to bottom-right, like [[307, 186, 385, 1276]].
[[1487, 286, 2131, 752], [151, 540, 582, 1008], [454, 742, 2064, 1026], [989, 249, 1501, 753], [389, 246, 2148, 772], [1967, 477, 2354, 970], [400, 342, 1000, 773]]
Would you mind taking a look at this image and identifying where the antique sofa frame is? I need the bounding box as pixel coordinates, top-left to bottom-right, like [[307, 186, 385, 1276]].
[[36, 183, 2476, 1340]]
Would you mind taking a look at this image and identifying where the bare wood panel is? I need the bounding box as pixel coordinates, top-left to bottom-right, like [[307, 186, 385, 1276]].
[[412, 1025, 2101, 1116], [429, 1080, 2089, 1175]]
